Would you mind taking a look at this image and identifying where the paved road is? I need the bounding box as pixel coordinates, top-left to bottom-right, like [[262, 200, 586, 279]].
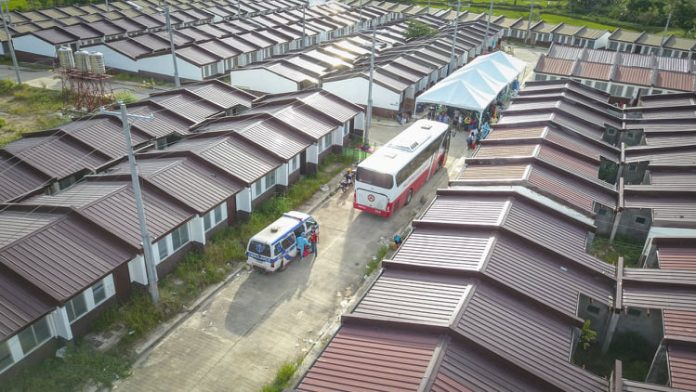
[[115, 120, 469, 392]]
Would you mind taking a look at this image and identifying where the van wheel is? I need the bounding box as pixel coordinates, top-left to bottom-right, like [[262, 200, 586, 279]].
[[405, 189, 413, 205]]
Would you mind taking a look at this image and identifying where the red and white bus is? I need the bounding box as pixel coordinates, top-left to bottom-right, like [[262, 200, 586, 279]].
[[354, 120, 450, 217]]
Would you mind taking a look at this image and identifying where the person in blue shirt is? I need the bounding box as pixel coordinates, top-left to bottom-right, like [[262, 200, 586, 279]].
[[296, 233, 309, 260]]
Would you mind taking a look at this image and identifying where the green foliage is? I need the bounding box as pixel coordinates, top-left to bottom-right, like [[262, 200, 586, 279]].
[[0, 117, 6, 128], [580, 320, 597, 350], [260, 361, 299, 392], [573, 331, 657, 381], [405, 20, 437, 39], [590, 235, 643, 267], [113, 90, 139, 104], [365, 245, 390, 276], [2, 343, 131, 392]]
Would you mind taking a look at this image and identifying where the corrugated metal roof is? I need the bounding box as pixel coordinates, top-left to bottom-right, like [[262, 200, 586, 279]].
[[0, 271, 54, 341], [663, 309, 696, 341], [456, 284, 608, 391], [668, 343, 696, 391], [430, 339, 552, 392], [474, 144, 538, 158], [614, 65, 652, 85], [535, 56, 575, 76], [392, 228, 492, 270], [420, 195, 509, 226], [352, 270, 471, 324], [610, 29, 643, 43], [655, 57, 691, 73], [167, 135, 282, 184], [548, 45, 584, 61], [624, 195, 696, 223], [128, 102, 194, 138], [484, 233, 614, 316], [622, 286, 696, 311], [0, 154, 48, 202], [537, 144, 600, 182], [574, 61, 612, 81], [655, 71, 696, 92], [527, 165, 616, 213], [658, 246, 696, 271], [0, 212, 134, 302], [3, 134, 108, 179], [104, 157, 243, 213], [149, 92, 223, 123], [457, 163, 530, 182], [59, 117, 149, 158], [297, 325, 439, 392], [625, 148, 696, 166], [186, 81, 255, 109]]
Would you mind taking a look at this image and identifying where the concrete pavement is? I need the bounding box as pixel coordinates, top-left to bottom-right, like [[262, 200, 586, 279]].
[[114, 120, 468, 392]]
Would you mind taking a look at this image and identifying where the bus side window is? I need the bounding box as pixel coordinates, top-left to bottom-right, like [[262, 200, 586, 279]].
[[281, 235, 295, 250], [274, 243, 283, 256], [293, 226, 305, 237]]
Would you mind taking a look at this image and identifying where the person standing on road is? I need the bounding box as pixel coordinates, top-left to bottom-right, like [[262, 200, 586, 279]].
[[296, 233, 308, 261], [309, 229, 318, 256]]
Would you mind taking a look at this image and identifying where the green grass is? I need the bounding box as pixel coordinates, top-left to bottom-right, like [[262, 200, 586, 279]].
[[589, 235, 643, 267], [573, 331, 656, 381], [365, 244, 390, 276], [0, 79, 68, 147], [261, 361, 299, 392], [2, 343, 131, 392], [113, 90, 139, 104]]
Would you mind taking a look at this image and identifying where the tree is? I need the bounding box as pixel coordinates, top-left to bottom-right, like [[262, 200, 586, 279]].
[[580, 320, 598, 351], [404, 20, 437, 40]]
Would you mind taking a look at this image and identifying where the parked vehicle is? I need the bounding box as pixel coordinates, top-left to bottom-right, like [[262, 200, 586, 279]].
[[246, 211, 319, 272], [354, 120, 450, 217]]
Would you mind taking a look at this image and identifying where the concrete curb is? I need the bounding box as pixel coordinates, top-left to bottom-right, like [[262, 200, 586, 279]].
[[130, 264, 246, 365]]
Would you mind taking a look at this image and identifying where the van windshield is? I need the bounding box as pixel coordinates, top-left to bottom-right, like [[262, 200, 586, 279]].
[[249, 241, 271, 257], [356, 167, 394, 189]]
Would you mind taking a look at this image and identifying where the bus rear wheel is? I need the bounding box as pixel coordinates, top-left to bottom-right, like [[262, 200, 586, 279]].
[[405, 189, 413, 205]]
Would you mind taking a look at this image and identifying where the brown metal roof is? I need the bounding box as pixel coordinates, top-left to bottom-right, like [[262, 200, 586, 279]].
[[614, 65, 653, 85], [668, 343, 696, 391], [655, 71, 696, 92], [24, 180, 194, 246], [0, 153, 49, 203], [252, 89, 362, 124], [165, 135, 282, 184], [391, 228, 491, 271], [101, 156, 243, 214], [624, 195, 696, 224], [127, 101, 194, 137], [527, 164, 617, 213], [297, 325, 439, 392], [574, 61, 612, 81], [59, 117, 150, 158], [455, 284, 608, 391], [535, 56, 575, 76], [663, 309, 696, 341], [198, 115, 312, 160], [148, 91, 224, 123], [420, 195, 509, 226], [0, 211, 135, 302], [457, 163, 530, 182], [3, 134, 109, 179], [658, 246, 696, 271], [352, 270, 471, 325], [0, 270, 54, 341], [248, 101, 339, 141], [622, 285, 696, 311]]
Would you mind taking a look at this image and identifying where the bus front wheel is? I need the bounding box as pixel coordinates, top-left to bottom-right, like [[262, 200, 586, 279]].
[[405, 189, 413, 205]]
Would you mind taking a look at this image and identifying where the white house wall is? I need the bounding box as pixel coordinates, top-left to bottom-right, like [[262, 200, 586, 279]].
[[229, 68, 298, 94], [137, 55, 202, 81], [595, 32, 610, 49], [86, 44, 139, 73], [13, 35, 56, 58], [323, 77, 401, 112]]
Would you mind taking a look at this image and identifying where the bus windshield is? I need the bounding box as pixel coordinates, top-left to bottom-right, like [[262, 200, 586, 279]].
[[356, 167, 394, 189]]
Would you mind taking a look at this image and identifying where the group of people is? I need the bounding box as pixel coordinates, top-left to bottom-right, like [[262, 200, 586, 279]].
[[295, 229, 318, 261]]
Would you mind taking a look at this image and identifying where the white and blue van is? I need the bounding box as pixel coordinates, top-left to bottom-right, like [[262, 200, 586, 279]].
[[246, 211, 319, 272]]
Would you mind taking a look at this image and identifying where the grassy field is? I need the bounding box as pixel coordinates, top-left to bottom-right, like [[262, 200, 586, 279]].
[[0, 80, 68, 147]]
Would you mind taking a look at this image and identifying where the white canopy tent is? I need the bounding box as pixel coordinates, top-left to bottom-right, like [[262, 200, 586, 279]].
[[416, 51, 527, 128]]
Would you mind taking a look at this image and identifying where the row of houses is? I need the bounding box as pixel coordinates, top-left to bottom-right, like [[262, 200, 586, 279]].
[[534, 44, 696, 99], [351, 0, 696, 59], [229, 18, 503, 115], [0, 86, 364, 378], [1, 0, 306, 56], [297, 80, 696, 391], [76, 3, 395, 81]]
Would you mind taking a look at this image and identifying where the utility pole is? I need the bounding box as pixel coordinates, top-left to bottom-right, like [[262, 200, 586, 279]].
[[164, 5, 181, 88], [365, 28, 375, 146], [100, 103, 159, 303], [526, 0, 534, 44], [449, 0, 461, 74], [0, 0, 21, 83], [105, 0, 110, 12], [237, 0, 241, 18], [358, 0, 363, 29], [302, 1, 307, 48], [663, 11, 672, 34], [483, 0, 493, 54]]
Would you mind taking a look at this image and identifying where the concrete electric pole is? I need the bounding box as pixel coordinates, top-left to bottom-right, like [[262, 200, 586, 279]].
[[449, 0, 461, 74], [365, 28, 375, 146], [484, 0, 493, 53], [100, 103, 160, 303], [164, 5, 181, 88], [526, 0, 535, 44], [0, 0, 21, 83]]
